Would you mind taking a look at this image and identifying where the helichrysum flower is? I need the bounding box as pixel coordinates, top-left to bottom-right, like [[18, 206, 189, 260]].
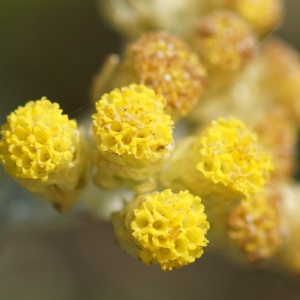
[[111, 189, 209, 271], [228, 183, 285, 262], [0, 97, 89, 212], [163, 117, 274, 204], [0, 98, 76, 181], [263, 39, 300, 124], [224, 0, 284, 37], [92, 84, 173, 192], [196, 118, 273, 196], [191, 10, 257, 76], [92, 32, 207, 121]]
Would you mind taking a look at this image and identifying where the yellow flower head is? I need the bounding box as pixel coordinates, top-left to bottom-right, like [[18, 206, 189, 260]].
[[263, 39, 300, 124], [196, 117, 273, 198], [225, 0, 283, 36], [92, 84, 174, 162], [124, 32, 207, 119], [0, 98, 77, 182], [228, 185, 284, 262], [114, 189, 210, 271], [192, 10, 257, 72]]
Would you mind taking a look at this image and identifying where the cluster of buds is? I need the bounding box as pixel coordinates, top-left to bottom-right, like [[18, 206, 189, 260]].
[[2, 0, 300, 274]]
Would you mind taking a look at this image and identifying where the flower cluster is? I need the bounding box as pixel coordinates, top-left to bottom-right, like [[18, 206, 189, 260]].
[[3, 0, 300, 275]]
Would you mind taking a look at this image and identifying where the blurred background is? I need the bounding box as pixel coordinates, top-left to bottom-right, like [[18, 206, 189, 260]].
[[1, 0, 300, 299]]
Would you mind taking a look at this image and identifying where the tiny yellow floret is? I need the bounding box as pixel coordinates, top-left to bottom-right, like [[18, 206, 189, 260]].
[[0, 97, 77, 182], [92, 84, 174, 161], [196, 117, 273, 198], [130, 189, 209, 271]]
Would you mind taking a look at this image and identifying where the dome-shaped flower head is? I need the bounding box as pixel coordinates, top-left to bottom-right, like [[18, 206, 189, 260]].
[[162, 117, 274, 205], [0, 98, 77, 182], [0, 97, 89, 212], [195, 117, 273, 198], [228, 184, 285, 262], [92, 84, 174, 191], [97, 0, 205, 40], [263, 39, 300, 124], [191, 10, 257, 74], [112, 189, 209, 271], [102, 32, 207, 121]]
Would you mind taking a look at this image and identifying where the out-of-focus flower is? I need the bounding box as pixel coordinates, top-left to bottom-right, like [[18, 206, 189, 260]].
[[91, 32, 207, 121], [190, 10, 257, 90], [187, 54, 271, 128], [111, 189, 209, 271], [188, 41, 300, 131], [276, 183, 300, 273], [0, 98, 90, 212], [253, 106, 297, 181], [92, 84, 173, 192], [228, 183, 285, 262], [263, 38, 300, 124], [223, 0, 284, 37], [163, 117, 273, 206], [96, 0, 206, 40], [97, 0, 283, 40]]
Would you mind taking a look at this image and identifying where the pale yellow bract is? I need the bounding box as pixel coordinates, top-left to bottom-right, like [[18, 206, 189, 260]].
[[0, 98, 77, 182], [196, 117, 274, 198], [130, 189, 209, 271], [92, 84, 174, 161]]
